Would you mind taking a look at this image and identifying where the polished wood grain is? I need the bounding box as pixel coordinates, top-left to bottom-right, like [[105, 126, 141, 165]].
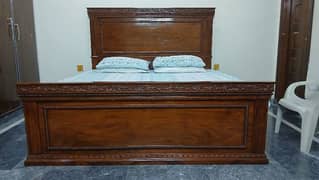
[[17, 8, 274, 165], [45, 103, 248, 149], [18, 82, 273, 165], [88, 8, 214, 69]]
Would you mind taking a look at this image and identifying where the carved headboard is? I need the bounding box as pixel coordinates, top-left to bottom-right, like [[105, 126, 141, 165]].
[[88, 8, 215, 69]]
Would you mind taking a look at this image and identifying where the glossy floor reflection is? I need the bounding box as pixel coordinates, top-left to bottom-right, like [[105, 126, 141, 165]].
[[0, 109, 318, 180]]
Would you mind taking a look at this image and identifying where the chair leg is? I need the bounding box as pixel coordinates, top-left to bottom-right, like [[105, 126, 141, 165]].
[[300, 112, 319, 154], [275, 106, 283, 133]]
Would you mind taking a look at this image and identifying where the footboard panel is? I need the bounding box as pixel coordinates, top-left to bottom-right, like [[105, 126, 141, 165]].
[[45, 101, 250, 149], [17, 82, 273, 165]]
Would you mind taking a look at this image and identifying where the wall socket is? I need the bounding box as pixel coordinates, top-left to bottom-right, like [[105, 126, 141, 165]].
[[213, 64, 220, 71], [77, 64, 84, 72]]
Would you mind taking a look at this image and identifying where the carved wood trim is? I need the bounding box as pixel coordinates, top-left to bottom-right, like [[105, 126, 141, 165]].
[[25, 152, 268, 165], [17, 82, 274, 97], [88, 8, 215, 17], [30, 153, 266, 160]]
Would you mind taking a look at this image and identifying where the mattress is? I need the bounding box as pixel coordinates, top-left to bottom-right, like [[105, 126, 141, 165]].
[[61, 70, 240, 82]]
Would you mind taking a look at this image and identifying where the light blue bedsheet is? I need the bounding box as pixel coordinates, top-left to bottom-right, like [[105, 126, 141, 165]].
[[61, 70, 240, 82]]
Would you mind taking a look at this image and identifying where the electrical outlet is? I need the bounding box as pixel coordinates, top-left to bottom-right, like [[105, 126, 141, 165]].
[[213, 64, 220, 71], [77, 64, 84, 72]]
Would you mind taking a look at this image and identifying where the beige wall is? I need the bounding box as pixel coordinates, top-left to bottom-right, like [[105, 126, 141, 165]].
[[33, 0, 281, 82]]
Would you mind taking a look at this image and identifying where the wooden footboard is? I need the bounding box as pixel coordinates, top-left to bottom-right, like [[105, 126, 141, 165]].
[[17, 82, 273, 165]]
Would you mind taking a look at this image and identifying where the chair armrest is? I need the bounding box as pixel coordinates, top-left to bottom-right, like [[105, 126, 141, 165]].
[[283, 81, 308, 105], [284, 81, 306, 98], [282, 81, 319, 106]]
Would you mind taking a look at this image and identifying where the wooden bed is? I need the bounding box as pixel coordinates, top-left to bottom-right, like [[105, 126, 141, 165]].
[[17, 8, 274, 165]]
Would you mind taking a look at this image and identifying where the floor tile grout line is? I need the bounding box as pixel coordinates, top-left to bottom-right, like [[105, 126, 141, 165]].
[[0, 118, 24, 136], [12, 159, 25, 170], [306, 153, 319, 161]]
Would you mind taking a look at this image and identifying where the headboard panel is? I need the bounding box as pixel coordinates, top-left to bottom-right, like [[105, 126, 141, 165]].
[[88, 8, 215, 69]]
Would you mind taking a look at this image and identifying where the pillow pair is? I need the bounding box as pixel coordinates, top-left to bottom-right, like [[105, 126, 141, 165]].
[[96, 55, 206, 73]]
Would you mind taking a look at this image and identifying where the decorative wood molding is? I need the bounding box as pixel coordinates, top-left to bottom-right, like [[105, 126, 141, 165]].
[[88, 8, 215, 17], [29, 153, 266, 160], [17, 82, 274, 97], [25, 152, 268, 165]]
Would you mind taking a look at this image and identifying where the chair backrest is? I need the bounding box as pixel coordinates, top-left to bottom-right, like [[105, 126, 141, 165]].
[[305, 82, 319, 100]]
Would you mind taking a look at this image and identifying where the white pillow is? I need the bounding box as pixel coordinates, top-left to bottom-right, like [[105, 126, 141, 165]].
[[96, 57, 150, 70], [153, 55, 206, 68], [95, 68, 149, 73], [154, 67, 206, 73]]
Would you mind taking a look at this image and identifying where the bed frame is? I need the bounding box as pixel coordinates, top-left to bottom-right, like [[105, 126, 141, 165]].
[[17, 8, 274, 165]]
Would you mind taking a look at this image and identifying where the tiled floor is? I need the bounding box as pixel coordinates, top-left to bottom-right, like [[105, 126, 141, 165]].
[[0, 109, 23, 132], [0, 108, 318, 180]]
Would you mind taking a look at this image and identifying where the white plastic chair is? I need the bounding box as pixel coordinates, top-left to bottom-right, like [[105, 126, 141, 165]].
[[275, 81, 319, 154]]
